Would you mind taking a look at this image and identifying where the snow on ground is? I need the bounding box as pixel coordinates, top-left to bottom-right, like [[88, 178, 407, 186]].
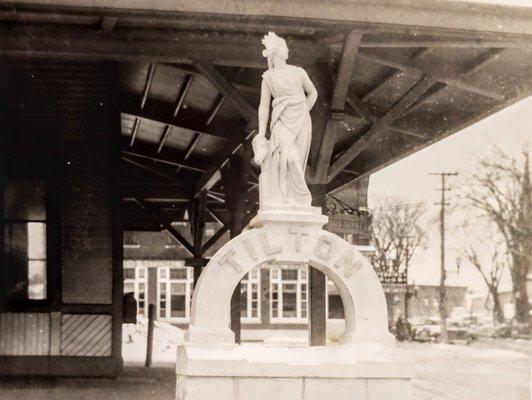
[[122, 321, 531, 400], [400, 341, 531, 400], [122, 317, 184, 365]]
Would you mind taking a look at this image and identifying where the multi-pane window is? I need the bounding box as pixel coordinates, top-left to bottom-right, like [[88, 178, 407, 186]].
[[241, 269, 260, 323], [1, 177, 47, 304], [270, 264, 308, 323], [123, 263, 148, 317], [158, 263, 193, 321]]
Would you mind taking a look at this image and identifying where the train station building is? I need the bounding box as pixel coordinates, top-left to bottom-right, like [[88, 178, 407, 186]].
[[1, 0, 531, 377]]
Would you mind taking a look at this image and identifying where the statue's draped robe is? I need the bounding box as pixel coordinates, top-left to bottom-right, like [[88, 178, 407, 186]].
[[259, 65, 312, 208]]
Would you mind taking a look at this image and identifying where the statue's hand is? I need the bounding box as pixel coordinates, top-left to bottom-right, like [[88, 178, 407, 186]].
[[252, 135, 269, 166]]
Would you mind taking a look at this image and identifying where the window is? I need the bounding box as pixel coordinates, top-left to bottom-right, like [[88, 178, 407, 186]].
[[270, 264, 308, 323], [158, 263, 193, 322], [123, 263, 148, 317], [1, 177, 47, 304], [241, 268, 261, 323]]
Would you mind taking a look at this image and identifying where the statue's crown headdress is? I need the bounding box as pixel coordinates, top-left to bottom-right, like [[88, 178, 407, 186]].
[[262, 31, 285, 58]]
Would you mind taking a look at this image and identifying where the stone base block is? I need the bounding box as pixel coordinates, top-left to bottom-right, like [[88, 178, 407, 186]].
[[176, 344, 412, 400]]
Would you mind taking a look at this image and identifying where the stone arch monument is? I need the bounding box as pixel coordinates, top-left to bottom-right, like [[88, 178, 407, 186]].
[[186, 206, 394, 346], [176, 32, 411, 400]]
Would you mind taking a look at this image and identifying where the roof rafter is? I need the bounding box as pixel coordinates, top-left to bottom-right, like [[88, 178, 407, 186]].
[[358, 52, 505, 101], [166, 225, 194, 255], [313, 31, 363, 183], [201, 225, 229, 255], [327, 74, 436, 181], [194, 62, 257, 126], [121, 97, 240, 140], [191, 64, 258, 198], [404, 48, 506, 116], [122, 150, 205, 173]]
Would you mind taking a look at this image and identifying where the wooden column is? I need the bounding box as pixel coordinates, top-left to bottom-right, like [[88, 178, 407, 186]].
[[186, 192, 208, 285], [309, 184, 328, 346], [221, 148, 251, 344]]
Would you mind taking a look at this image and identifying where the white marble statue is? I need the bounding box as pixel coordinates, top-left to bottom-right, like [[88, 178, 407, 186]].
[[252, 32, 318, 208]]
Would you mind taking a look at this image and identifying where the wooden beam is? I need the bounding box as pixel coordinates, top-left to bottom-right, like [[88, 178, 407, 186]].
[[331, 31, 363, 112], [206, 95, 226, 126], [311, 34, 365, 184], [99, 16, 117, 35], [194, 62, 257, 126], [205, 207, 227, 226], [123, 183, 192, 200], [129, 117, 140, 148], [307, 65, 333, 183], [346, 92, 375, 123], [190, 191, 207, 259], [173, 74, 194, 117], [183, 133, 202, 160], [122, 151, 205, 173], [221, 150, 251, 346], [313, 118, 343, 183], [358, 52, 505, 101], [0, 24, 328, 67], [359, 40, 531, 49], [122, 156, 179, 182], [176, 133, 203, 174], [201, 225, 229, 255], [141, 64, 156, 109], [404, 48, 505, 116], [121, 97, 239, 140], [166, 225, 194, 255], [327, 75, 436, 181], [192, 130, 254, 198], [389, 126, 426, 139], [362, 47, 431, 103], [157, 125, 172, 154]]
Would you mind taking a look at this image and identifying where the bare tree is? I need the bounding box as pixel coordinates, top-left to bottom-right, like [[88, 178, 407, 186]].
[[459, 233, 507, 323], [371, 200, 426, 273], [464, 147, 531, 326]]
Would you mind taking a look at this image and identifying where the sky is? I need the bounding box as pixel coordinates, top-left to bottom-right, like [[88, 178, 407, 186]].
[[367, 96, 531, 295]]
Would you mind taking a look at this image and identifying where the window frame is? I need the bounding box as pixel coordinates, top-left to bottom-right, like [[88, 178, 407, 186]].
[[270, 264, 308, 324], [123, 263, 148, 317], [157, 261, 193, 323], [240, 268, 261, 324], [0, 176, 51, 310]]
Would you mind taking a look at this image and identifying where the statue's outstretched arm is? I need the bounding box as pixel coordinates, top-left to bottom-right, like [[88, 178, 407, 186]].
[[253, 79, 272, 165]]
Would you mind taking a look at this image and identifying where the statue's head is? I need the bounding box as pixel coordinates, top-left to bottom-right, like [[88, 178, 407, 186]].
[[262, 32, 289, 67]]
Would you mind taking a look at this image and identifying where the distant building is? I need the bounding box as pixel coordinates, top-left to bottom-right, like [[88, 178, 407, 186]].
[[408, 284, 468, 320]]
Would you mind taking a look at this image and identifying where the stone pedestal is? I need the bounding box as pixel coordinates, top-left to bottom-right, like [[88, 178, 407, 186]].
[[177, 206, 412, 400], [176, 344, 412, 400]]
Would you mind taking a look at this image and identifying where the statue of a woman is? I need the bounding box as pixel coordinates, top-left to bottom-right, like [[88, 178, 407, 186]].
[[253, 32, 318, 209]]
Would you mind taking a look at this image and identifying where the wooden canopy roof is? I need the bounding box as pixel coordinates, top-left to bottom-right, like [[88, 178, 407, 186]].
[[1, 1, 532, 252]]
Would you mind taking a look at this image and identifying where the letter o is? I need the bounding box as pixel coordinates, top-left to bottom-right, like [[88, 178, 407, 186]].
[[314, 235, 336, 260]]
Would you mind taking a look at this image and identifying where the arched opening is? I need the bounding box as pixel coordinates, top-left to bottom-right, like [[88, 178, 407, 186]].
[[187, 225, 394, 346]]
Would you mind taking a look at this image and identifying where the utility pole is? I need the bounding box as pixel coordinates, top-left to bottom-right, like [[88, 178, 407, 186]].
[[430, 172, 458, 343], [398, 234, 416, 322]]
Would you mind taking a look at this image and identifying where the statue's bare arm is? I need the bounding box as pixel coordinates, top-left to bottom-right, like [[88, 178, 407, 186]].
[[257, 79, 272, 138], [300, 68, 318, 111]]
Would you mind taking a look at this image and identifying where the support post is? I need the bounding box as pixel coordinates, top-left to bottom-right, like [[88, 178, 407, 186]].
[[309, 184, 328, 346], [221, 149, 251, 344], [145, 304, 155, 367], [187, 192, 207, 284]]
